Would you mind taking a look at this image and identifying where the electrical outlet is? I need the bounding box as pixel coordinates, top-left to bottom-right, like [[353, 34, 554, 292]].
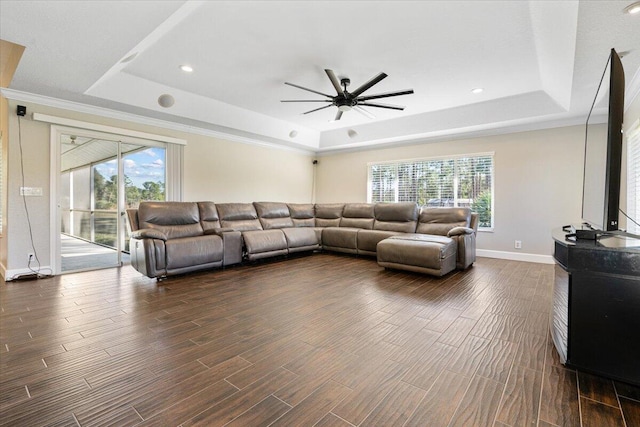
[[514, 240, 522, 249], [27, 252, 34, 263], [20, 187, 43, 196]]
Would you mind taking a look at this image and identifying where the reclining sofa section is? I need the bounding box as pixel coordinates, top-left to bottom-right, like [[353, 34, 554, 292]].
[[127, 201, 478, 279]]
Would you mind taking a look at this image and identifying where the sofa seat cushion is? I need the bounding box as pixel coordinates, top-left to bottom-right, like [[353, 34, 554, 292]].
[[356, 230, 404, 254], [165, 235, 223, 270], [242, 229, 288, 255], [376, 234, 456, 276], [322, 227, 359, 253], [282, 228, 320, 253]]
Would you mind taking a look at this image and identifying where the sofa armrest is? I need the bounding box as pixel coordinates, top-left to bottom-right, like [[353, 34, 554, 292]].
[[131, 228, 168, 241], [220, 230, 243, 266], [449, 232, 476, 269], [447, 226, 474, 237], [129, 237, 166, 278]]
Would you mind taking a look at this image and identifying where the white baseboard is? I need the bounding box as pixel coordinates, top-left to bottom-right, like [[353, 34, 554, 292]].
[[3, 266, 54, 282], [476, 249, 555, 265]]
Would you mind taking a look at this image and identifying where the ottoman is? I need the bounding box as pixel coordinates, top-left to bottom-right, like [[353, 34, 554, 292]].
[[376, 234, 457, 276]]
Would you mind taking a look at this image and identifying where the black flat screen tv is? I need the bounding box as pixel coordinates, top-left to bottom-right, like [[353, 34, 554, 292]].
[[582, 48, 625, 232]]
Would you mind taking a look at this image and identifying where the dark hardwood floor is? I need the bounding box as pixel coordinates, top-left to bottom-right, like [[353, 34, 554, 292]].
[[1, 253, 639, 426]]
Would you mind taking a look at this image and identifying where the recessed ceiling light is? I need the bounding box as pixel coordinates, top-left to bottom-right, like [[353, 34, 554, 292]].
[[624, 1, 640, 14], [289, 130, 298, 138], [347, 129, 358, 138], [471, 88, 484, 94], [180, 65, 194, 73]]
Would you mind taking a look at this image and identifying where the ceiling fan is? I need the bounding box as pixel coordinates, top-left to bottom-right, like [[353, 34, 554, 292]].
[[281, 69, 414, 121]]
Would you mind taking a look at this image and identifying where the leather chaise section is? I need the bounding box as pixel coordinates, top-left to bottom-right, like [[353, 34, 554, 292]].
[[377, 234, 457, 276]]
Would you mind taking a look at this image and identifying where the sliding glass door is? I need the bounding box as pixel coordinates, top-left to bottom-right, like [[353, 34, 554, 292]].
[[59, 133, 166, 273]]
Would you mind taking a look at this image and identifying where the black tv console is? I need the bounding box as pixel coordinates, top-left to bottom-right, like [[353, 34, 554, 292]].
[[552, 227, 640, 385]]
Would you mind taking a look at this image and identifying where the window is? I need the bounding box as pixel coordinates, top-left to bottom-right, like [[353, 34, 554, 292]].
[[368, 153, 494, 229], [627, 121, 640, 234]]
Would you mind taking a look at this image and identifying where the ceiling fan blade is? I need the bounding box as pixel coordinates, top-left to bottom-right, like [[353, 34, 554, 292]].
[[325, 69, 345, 96], [354, 106, 376, 119], [303, 104, 334, 115], [357, 89, 414, 101], [281, 100, 332, 103], [358, 102, 405, 111], [334, 110, 343, 121], [350, 72, 387, 97], [285, 82, 333, 98]]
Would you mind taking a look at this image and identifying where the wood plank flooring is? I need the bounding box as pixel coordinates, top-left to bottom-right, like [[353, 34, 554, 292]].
[[1, 253, 639, 426]]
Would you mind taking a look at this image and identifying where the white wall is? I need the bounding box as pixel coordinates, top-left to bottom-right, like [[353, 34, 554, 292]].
[[1, 100, 314, 277], [184, 135, 314, 203], [621, 90, 640, 231], [315, 125, 587, 258]]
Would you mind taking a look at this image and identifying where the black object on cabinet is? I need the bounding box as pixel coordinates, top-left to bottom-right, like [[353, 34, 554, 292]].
[[552, 228, 640, 386]]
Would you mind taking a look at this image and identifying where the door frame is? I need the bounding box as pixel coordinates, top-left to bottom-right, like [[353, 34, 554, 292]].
[[49, 124, 174, 275]]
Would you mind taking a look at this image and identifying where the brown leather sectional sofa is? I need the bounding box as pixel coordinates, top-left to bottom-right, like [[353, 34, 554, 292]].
[[127, 201, 478, 279]]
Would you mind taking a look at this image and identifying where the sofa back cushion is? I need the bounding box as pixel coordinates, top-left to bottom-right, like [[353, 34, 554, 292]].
[[416, 207, 471, 236], [216, 203, 263, 231], [288, 203, 315, 227], [340, 203, 375, 229], [373, 202, 419, 232], [197, 202, 222, 232], [315, 203, 344, 227], [138, 201, 204, 239], [254, 202, 294, 229]]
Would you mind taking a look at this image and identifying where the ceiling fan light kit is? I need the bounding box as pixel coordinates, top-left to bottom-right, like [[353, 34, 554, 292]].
[[281, 69, 414, 121]]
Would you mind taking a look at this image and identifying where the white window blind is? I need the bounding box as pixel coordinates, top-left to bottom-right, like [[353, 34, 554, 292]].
[[627, 121, 640, 234], [368, 153, 494, 229]]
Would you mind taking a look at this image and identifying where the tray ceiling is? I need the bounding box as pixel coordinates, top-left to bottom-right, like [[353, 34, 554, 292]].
[[1, 1, 639, 151]]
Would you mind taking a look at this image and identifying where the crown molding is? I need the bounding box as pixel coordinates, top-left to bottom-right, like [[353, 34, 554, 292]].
[[316, 113, 590, 156], [0, 88, 316, 155]]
